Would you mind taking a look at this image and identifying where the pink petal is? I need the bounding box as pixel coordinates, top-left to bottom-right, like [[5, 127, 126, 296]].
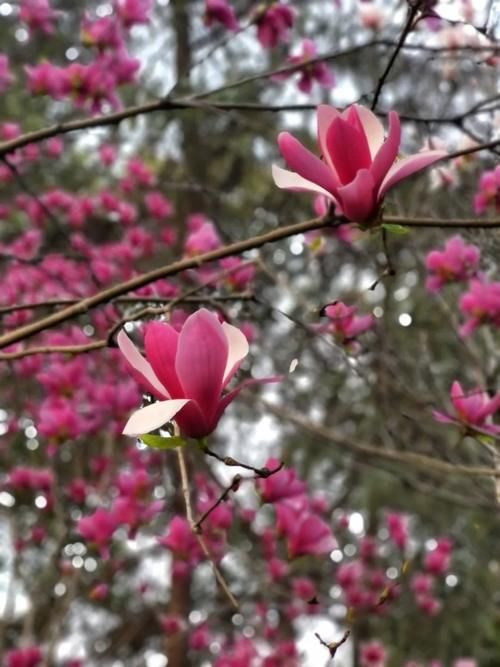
[[117, 330, 168, 399], [222, 321, 249, 386], [370, 110, 401, 190], [379, 150, 447, 198], [122, 399, 190, 437], [317, 104, 341, 180], [215, 376, 283, 425], [144, 322, 184, 398], [326, 117, 372, 186], [432, 410, 455, 425], [277, 132, 336, 194], [336, 169, 378, 223], [175, 309, 228, 420], [272, 164, 336, 200], [351, 105, 385, 158]]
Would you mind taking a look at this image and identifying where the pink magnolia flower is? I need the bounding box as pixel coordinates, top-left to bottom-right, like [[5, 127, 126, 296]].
[[5, 646, 42, 667], [144, 191, 173, 220], [416, 594, 442, 616], [474, 165, 500, 215], [158, 516, 201, 562], [424, 538, 452, 575], [317, 301, 374, 345], [386, 512, 408, 550], [276, 502, 335, 558], [454, 660, 477, 667], [359, 4, 386, 31], [81, 16, 124, 51], [24, 62, 67, 97], [281, 39, 334, 94], [0, 54, 13, 92], [119, 310, 277, 438], [257, 458, 306, 503], [433, 381, 500, 435], [77, 508, 118, 557], [219, 257, 256, 290], [204, 0, 239, 32], [184, 220, 221, 256], [189, 623, 211, 651], [360, 640, 386, 667], [411, 572, 434, 596], [425, 236, 480, 292], [272, 104, 446, 224], [459, 279, 500, 335], [115, 0, 152, 28], [99, 143, 117, 166], [19, 0, 59, 34], [256, 3, 294, 49]]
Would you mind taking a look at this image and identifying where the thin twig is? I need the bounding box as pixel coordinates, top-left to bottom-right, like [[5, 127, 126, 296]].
[[0, 213, 499, 350], [195, 475, 242, 530], [201, 445, 284, 478], [371, 3, 420, 111], [176, 447, 239, 610]]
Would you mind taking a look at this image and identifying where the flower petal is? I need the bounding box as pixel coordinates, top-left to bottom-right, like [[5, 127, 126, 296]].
[[351, 105, 385, 158], [326, 116, 372, 186], [277, 132, 336, 194], [370, 110, 401, 190], [144, 321, 184, 398], [175, 309, 228, 420], [122, 399, 190, 437], [117, 330, 168, 399], [214, 375, 283, 426], [222, 322, 249, 386], [336, 169, 378, 223], [379, 150, 447, 198], [317, 104, 342, 179], [272, 164, 336, 200]]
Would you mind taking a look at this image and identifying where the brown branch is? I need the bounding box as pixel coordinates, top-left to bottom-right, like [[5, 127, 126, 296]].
[[315, 629, 351, 661], [201, 445, 284, 478], [0, 292, 253, 316], [371, 3, 420, 111], [0, 214, 499, 351], [176, 447, 239, 610], [194, 475, 242, 530], [266, 402, 500, 479], [1, 41, 499, 157]]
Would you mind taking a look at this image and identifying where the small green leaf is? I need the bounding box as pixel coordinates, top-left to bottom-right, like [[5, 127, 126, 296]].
[[140, 434, 187, 450], [475, 434, 495, 447], [381, 223, 410, 235]]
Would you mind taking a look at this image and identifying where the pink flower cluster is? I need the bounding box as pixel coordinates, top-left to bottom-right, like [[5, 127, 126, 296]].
[[334, 513, 452, 618], [23, 3, 149, 113], [204, 0, 239, 32], [473, 165, 500, 215], [255, 3, 295, 49], [425, 236, 480, 292], [433, 381, 500, 436], [424, 236, 500, 337], [315, 300, 374, 350], [5, 646, 42, 667], [257, 458, 335, 560], [276, 39, 335, 94]]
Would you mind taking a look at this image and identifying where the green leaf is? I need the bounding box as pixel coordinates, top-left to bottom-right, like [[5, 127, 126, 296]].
[[381, 223, 410, 235], [140, 434, 187, 450]]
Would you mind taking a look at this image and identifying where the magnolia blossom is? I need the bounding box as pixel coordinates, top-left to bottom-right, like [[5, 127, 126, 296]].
[[273, 104, 446, 224], [459, 279, 500, 336], [473, 165, 500, 215], [119, 309, 276, 438], [425, 235, 480, 292], [204, 0, 239, 32], [360, 640, 387, 667], [256, 3, 294, 49], [433, 381, 500, 435], [280, 39, 334, 94]]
